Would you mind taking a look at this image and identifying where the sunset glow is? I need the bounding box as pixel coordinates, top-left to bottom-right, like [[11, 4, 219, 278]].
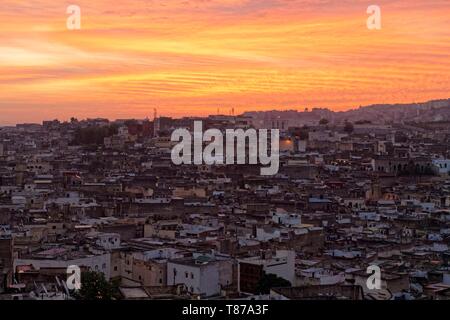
[[1, 0, 450, 124]]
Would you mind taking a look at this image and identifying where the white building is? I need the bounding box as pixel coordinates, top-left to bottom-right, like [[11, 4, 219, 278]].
[[238, 250, 295, 293], [167, 253, 233, 297], [93, 232, 121, 250], [433, 159, 450, 175]]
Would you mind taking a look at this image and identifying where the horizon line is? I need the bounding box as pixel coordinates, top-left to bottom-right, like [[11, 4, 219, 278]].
[[2, 97, 450, 127]]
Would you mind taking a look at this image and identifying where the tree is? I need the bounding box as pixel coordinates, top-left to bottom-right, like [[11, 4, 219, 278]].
[[256, 273, 291, 294], [344, 121, 354, 134], [319, 118, 329, 126], [74, 271, 118, 300]]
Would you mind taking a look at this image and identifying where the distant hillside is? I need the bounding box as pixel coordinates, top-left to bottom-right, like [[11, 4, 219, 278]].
[[243, 99, 450, 125]]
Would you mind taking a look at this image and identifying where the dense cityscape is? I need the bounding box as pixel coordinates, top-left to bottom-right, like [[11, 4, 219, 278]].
[[1, 100, 450, 300]]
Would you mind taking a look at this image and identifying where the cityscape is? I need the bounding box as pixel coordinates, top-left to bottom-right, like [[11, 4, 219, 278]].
[[1, 0, 450, 308], [1, 99, 450, 300]]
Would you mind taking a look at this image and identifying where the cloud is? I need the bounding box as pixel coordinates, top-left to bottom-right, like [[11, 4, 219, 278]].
[[0, 0, 449, 124]]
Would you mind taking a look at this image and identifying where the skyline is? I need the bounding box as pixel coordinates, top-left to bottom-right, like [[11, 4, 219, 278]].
[[2, 97, 450, 126], [1, 0, 450, 125]]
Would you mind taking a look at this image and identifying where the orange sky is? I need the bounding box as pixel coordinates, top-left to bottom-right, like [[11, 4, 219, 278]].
[[1, 0, 450, 124]]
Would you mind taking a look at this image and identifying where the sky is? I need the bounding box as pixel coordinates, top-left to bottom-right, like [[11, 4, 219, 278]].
[[0, 0, 449, 125]]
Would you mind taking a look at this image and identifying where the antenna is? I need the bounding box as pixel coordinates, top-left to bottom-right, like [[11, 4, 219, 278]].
[[153, 108, 157, 121]]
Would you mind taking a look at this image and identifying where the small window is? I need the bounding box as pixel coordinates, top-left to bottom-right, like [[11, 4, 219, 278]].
[[185, 272, 189, 278]]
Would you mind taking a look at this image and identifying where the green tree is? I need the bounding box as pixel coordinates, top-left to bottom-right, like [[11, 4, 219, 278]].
[[256, 273, 291, 294], [74, 271, 118, 300]]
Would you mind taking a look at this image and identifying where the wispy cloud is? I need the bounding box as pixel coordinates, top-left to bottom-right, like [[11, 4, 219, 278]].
[[0, 0, 449, 124]]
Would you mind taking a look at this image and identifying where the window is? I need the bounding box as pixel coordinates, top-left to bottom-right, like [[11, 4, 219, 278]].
[[114, 266, 118, 271], [190, 273, 194, 279], [185, 272, 189, 278]]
